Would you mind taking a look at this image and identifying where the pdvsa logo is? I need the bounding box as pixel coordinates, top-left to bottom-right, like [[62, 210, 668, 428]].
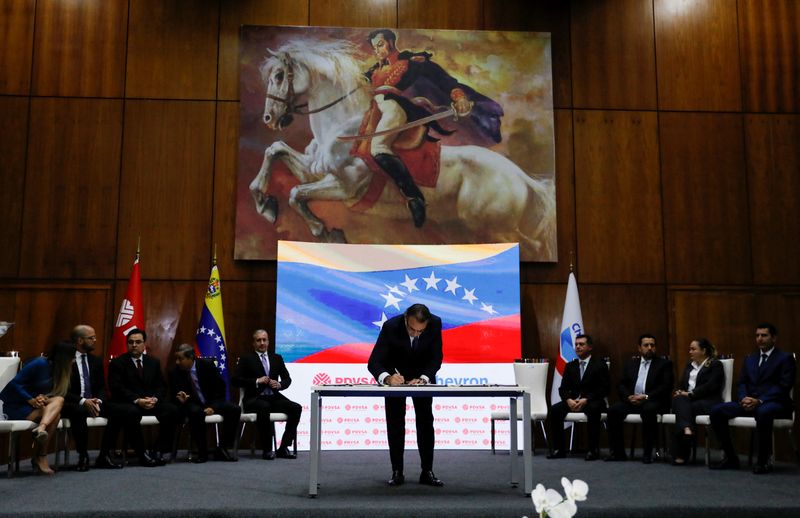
[[346, 429, 367, 436], [334, 376, 376, 384], [456, 416, 478, 424], [312, 372, 331, 385], [435, 428, 458, 435], [345, 404, 368, 411], [462, 428, 483, 436], [461, 403, 486, 411], [435, 404, 458, 411], [337, 417, 359, 424]]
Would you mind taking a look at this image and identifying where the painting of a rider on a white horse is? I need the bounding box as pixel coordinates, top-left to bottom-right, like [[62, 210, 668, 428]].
[[237, 25, 557, 261]]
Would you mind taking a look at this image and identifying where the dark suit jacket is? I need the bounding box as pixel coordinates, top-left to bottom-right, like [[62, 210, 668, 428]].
[[737, 348, 795, 410], [108, 352, 166, 404], [169, 358, 227, 405], [368, 313, 443, 383], [232, 351, 293, 402], [618, 356, 674, 408], [558, 355, 610, 403], [677, 359, 724, 404], [66, 353, 108, 405]]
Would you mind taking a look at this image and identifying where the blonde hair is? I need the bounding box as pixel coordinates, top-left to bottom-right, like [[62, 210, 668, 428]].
[[48, 341, 77, 397]]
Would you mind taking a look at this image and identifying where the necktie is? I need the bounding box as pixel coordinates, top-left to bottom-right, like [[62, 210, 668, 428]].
[[634, 360, 649, 394], [136, 359, 144, 378], [759, 353, 768, 368], [411, 336, 419, 351], [260, 354, 272, 395], [80, 354, 91, 398], [579, 360, 587, 380], [189, 369, 206, 405]]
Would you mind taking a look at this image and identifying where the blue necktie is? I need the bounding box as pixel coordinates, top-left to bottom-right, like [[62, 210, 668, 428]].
[[189, 369, 206, 405], [80, 354, 91, 398], [260, 354, 273, 395]]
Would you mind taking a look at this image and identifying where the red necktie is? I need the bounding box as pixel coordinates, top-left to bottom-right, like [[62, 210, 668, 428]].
[[136, 359, 144, 378]]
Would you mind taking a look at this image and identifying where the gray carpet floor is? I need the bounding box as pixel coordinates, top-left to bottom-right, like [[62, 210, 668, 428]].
[[1, 449, 798, 517]]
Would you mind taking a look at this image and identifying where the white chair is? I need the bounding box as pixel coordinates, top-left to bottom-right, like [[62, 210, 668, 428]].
[[489, 362, 549, 454], [0, 357, 37, 477], [172, 413, 224, 461], [236, 387, 294, 457]]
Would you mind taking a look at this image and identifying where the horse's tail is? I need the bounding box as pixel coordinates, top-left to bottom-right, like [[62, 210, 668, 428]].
[[512, 167, 557, 261]]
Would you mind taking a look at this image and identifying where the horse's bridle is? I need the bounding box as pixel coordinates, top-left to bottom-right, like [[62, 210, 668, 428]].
[[264, 52, 363, 117]]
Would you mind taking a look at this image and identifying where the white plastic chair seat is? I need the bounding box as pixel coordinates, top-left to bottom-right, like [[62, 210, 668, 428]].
[[490, 409, 548, 421], [0, 420, 36, 433], [565, 412, 608, 423], [729, 416, 794, 429], [661, 413, 676, 425]]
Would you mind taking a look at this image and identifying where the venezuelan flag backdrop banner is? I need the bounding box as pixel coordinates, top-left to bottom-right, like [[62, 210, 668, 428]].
[[276, 241, 521, 450]]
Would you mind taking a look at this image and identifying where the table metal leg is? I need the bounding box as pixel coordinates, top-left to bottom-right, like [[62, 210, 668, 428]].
[[523, 392, 533, 495], [509, 396, 519, 487], [309, 392, 321, 497]]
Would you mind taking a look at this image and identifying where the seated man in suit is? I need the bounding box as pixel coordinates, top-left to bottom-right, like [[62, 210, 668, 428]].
[[232, 329, 301, 460], [108, 328, 178, 467], [368, 303, 444, 487], [61, 324, 127, 471], [170, 344, 240, 463], [710, 323, 796, 474], [547, 334, 610, 461], [606, 334, 674, 464]]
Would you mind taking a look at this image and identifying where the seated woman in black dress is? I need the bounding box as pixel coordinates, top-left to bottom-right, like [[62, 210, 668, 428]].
[[0, 341, 76, 474], [670, 338, 724, 465]]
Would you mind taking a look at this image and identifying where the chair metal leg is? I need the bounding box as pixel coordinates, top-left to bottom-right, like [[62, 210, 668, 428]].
[[490, 418, 496, 454], [629, 424, 638, 458], [568, 422, 575, 452]]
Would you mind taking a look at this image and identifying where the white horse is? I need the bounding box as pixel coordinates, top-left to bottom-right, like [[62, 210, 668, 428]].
[[248, 39, 556, 259]]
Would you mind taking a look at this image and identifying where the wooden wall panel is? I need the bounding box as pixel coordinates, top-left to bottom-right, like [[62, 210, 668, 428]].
[[0, 0, 35, 95], [739, 0, 800, 113], [31, 0, 127, 97], [570, 0, 657, 110], [670, 289, 755, 370], [524, 109, 574, 282], [399, 0, 482, 29], [221, 280, 277, 362], [118, 100, 215, 280], [755, 291, 800, 360], [654, 0, 741, 111], [310, 0, 396, 28], [126, 0, 219, 100], [0, 285, 111, 360], [745, 115, 800, 285], [660, 113, 752, 285], [20, 98, 123, 279], [580, 284, 668, 390], [484, 0, 572, 109], [522, 283, 566, 361], [0, 97, 28, 278], [574, 110, 663, 283], [218, 0, 309, 101]]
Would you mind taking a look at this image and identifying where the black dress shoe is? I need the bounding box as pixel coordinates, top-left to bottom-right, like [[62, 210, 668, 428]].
[[150, 451, 167, 466], [75, 456, 91, 472], [213, 447, 237, 462], [262, 451, 276, 460], [191, 455, 208, 464], [138, 452, 160, 468], [419, 470, 444, 487], [275, 447, 297, 459], [604, 452, 628, 462], [641, 455, 654, 464], [752, 463, 773, 474], [95, 454, 122, 469], [388, 470, 405, 486], [710, 456, 740, 470], [546, 449, 567, 459], [584, 450, 600, 461]]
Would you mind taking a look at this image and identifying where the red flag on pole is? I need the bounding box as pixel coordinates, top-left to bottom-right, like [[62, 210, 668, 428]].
[[108, 255, 144, 361]]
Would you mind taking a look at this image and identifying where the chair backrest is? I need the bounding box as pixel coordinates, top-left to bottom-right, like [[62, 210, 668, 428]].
[[513, 362, 549, 415], [720, 358, 734, 402], [0, 357, 21, 392]]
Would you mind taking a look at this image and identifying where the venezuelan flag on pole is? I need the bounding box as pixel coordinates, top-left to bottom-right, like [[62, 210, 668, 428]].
[[550, 271, 584, 406], [195, 263, 230, 398]]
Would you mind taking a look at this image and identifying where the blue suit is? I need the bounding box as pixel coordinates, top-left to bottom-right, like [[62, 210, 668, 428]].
[[710, 348, 796, 464], [0, 357, 52, 420]]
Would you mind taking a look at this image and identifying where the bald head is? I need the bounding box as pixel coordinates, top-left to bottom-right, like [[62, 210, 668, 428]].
[[71, 324, 97, 353]]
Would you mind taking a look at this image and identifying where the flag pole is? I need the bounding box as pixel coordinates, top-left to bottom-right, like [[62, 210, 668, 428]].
[[213, 243, 217, 267], [136, 235, 141, 260]]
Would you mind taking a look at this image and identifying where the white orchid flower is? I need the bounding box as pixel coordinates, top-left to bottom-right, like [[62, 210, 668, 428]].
[[560, 477, 589, 502], [532, 483, 563, 515], [547, 499, 578, 518]]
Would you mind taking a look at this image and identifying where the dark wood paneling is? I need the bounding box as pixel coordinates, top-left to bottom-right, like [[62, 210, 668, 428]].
[[580, 284, 668, 389], [570, 0, 657, 110], [213, 102, 276, 281], [755, 291, 800, 360], [0, 284, 111, 360], [654, 0, 741, 111], [0, 0, 35, 95], [745, 115, 800, 285], [660, 113, 752, 285], [574, 110, 663, 283], [310, 0, 396, 28], [20, 98, 123, 279], [398, 0, 482, 29], [484, 0, 571, 110], [31, 0, 127, 97], [118, 100, 215, 280], [218, 0, 309, 101], [0, 97, 28, 277], [220, 280, 277, 362], [670, 289, 755, 370], [522, 283, 566, 360], [126, 0, 219, 100], [739, 0, 800, 113], [524, 109, 574, 282]]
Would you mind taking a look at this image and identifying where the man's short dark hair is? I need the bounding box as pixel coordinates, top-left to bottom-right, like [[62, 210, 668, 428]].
[[575, 333, 593, 346], [368, 29, 397, 45], [127, 328, 147, 342], [176, 343, 195, 360], [756, 322, 778, 336], [405, 303, 431, 323], [638, 333, 656, 344]]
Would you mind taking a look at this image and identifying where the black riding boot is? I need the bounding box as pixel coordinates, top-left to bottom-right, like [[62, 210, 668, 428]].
[[374, 152, 426, 228]]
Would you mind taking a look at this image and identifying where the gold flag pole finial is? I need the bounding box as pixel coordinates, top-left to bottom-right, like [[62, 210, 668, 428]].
[[569, 250, 574, 273], [136, 235, 141, 260], [213, 243, 218, 267]]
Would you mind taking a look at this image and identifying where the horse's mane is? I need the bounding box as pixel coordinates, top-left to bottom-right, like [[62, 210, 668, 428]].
[[260, 39, 366, 92]]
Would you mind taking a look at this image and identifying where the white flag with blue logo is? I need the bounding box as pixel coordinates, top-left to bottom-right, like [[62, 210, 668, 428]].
[[550, 272, 584, 405]]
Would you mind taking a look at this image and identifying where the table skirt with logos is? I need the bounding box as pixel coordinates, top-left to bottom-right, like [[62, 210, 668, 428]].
[[308, 384, 532, 497]]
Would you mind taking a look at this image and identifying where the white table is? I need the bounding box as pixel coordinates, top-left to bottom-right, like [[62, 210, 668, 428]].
[[308, 384, 532, 497]]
